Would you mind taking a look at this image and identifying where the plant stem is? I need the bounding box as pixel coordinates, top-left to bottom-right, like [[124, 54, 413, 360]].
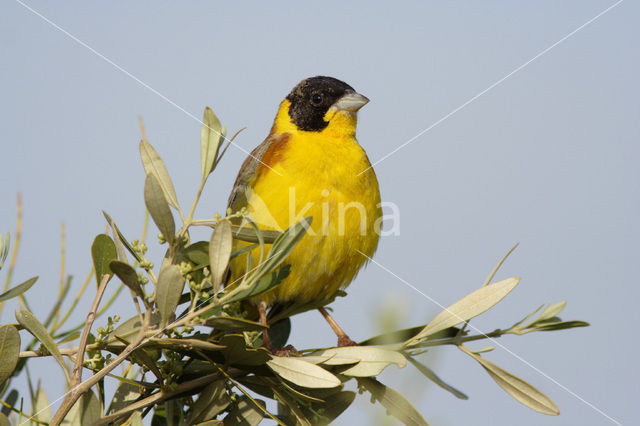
[[50, 310, 150, 425], [0, 194, 23, 318], [94, 372, 222, 425], [71, 274, 112, 386]]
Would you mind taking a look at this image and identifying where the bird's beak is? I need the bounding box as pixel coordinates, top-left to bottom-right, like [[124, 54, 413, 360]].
[[330, 91, 369, 113]]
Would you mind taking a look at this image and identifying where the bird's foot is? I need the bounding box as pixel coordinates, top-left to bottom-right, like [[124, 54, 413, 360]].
[[337, 335, 358, 347], [268, 344, 299, 357]]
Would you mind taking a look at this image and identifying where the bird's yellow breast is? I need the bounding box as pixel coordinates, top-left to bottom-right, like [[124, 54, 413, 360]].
[[230, 101, 381, 305]]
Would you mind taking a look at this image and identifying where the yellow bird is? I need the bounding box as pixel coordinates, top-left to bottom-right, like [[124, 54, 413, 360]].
[[228, 76, 381, 349]]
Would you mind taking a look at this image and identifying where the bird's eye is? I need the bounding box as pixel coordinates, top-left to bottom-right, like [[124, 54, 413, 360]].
[[311, 93, 323, 105]]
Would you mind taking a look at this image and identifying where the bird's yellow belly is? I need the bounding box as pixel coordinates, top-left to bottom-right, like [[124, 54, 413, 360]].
[[230, 133, 381, 306]]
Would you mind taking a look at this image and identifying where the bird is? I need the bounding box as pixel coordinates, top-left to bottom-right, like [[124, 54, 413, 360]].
[[227, 76, 381, 350]]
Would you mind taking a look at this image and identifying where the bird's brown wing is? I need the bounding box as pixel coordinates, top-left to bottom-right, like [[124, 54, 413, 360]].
[[227, 132, 290, 212]]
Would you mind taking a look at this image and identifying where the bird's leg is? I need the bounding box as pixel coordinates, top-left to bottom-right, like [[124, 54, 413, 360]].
[[258, 301, 297, 356], [318, 307, 357, 347], [258, 301, 275, 351]]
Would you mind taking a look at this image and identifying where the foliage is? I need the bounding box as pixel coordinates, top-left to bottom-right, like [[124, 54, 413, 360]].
[[0, 107, 588, 425]]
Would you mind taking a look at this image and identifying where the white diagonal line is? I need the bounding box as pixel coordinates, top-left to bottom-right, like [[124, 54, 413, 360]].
[[13, 0, 282, 177], [359, 0, 625, 175], [357, 250, 622, 425]]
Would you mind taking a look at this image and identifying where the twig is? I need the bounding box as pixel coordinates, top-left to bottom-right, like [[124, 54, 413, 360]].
[[50, 310, 151, 425], [94, 372, 222, 425], [71, 273, 112, 386], [0, 193, 23, 318]]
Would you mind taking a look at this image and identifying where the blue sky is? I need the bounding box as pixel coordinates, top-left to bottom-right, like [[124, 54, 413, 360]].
[[0, 1, 637, 424]]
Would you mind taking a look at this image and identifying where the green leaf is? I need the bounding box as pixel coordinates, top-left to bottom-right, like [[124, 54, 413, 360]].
[[16, 309, 71, 384], [221, 265, 290, 304], [185, 380, 230, 424], [529, 320, 590, 333], [156, 264, 185, 328], [359, 326, 458, 346], [460, 346, 559, 415], [139, 139, 179, 210], [204, 316, 266, 332], [307, 346, 406, 377], [109, 312, 161, 343], [1, 389, 18, 416], [144, 173, 176, 245], [109, 260, 144, 299], [0, 276, 38, 302], [224, 398, 266, 426], [267, 317, 291, 349], [220, 334, 271, 366], [200, 107, 224, 178], [314, 391, 356, 425], [183, 241, 210, 266], [405, 277, 520, 346], [108, 368, 141, 414], [130, 411, 144, 426], [91, 234, 117, 286], [57, 331, 81, 345], [267, 356, 341, 388], [32, 387, 52, 423], [273, 386, 312, 426], [102, 212, 128, 262], [231, 225, 281, 244], [358, 377, 429, 426], [146, 337, 225, 354], [0, 325, 20, 385], [0, 233, 9, 271], [74, 390, 101, 425], [522, 301, 570, 330], [255, 217, 312, 277], [102, 211, 142, 263], [210, 220, 232, 295], [407, 356, 468, 400]]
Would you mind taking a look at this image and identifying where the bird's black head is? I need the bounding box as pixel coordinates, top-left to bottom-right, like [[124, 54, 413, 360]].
[[286, 76, 357, 132]]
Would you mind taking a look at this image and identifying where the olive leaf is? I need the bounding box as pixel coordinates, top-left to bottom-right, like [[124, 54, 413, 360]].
[[184, 380, 230, 424], [224, 398, 266, 426], [307, 346, 406, 377], [267, 356, 341, 389], [108, 368, 141, 415], [91, 234, 117, 287], [102, 211, 143, 263], [0, 233, 9, 271], [109, 260, 144, 299], [231, 225, 281, 244], [460, 346, 559, 415], [200, 107, 224, 178], [144, 173, 176, 245], [32, 387, 52, 423], [109, 312, 161, 343], [407, 356, 468, 400], [1, 390, 18, 417], [0, 276, 38, 302], [405, 277, 520, 347], [224, 217, 310, 302], [314, 391, 356, 425], [203, 316, 266, 332], [139, 139, 179, 210], [0, 325, 20, 385], [16, 309, 71, 384], [209, 220, 232, 295], [63, 390, 101, 425], [220, 265, 290, 304], [155, 264, 185, 328], [358, 378, 429, 426]]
